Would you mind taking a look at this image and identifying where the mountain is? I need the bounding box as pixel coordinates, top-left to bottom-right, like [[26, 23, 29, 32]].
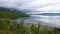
[[41, 13, 60, 16], [0, 7, 29, 19]]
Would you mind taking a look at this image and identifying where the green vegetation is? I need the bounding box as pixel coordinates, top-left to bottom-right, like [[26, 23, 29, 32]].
[[0, 19, 60, 34], [0, 7, 29, 19], [0, 7, 60, 34]]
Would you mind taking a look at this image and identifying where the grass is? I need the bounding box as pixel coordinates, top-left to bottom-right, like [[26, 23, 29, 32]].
[[0, 18, 60, 34]]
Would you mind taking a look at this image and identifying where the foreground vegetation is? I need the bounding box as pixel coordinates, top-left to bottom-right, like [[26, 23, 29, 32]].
[[0, 19, 60, 34]]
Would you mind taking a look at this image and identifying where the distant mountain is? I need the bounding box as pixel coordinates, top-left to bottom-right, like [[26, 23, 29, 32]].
[[0, 7, 29, 19], [41, 13, 60, 16], [30, 13, 60, 16], [0, 7, 25, 14]]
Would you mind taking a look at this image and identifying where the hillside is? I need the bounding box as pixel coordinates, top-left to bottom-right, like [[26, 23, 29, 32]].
[[0, 7, 29, 19]]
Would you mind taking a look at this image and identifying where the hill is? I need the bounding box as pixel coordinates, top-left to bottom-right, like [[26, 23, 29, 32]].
[[0, 7, 29, 19]]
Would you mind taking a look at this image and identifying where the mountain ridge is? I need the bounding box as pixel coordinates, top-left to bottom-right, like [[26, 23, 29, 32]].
[[0, 7, 29, 19]]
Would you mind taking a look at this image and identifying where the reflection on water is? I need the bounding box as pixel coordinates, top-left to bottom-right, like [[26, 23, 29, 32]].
[[17, 14, 60, 28], [18, 15, 60, 24], [24, 15, 60, 28]]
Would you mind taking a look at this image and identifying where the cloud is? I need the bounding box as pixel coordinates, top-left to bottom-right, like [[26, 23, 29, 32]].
[[0, 0, 60, 11], [0, 0, 16, 8], [21, 0, 60, 10]]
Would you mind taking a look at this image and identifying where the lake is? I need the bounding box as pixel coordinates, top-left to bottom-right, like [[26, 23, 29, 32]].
[[17, 13, 60, 28]]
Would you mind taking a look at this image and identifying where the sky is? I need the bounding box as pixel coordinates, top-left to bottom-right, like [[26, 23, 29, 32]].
[[0, 0, 60, 28], [0, 0, 60, 13]]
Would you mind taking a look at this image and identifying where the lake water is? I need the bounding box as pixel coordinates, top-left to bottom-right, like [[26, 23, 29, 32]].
[[17, 13, 60, 28]]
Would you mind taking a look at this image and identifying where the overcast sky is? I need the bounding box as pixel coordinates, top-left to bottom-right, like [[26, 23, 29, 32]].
[[0, 0, 60, 13], [0, 0, 60, 27]]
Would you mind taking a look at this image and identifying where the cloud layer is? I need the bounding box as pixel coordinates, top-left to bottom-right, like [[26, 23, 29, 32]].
[[0, 0, 60, 11]]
